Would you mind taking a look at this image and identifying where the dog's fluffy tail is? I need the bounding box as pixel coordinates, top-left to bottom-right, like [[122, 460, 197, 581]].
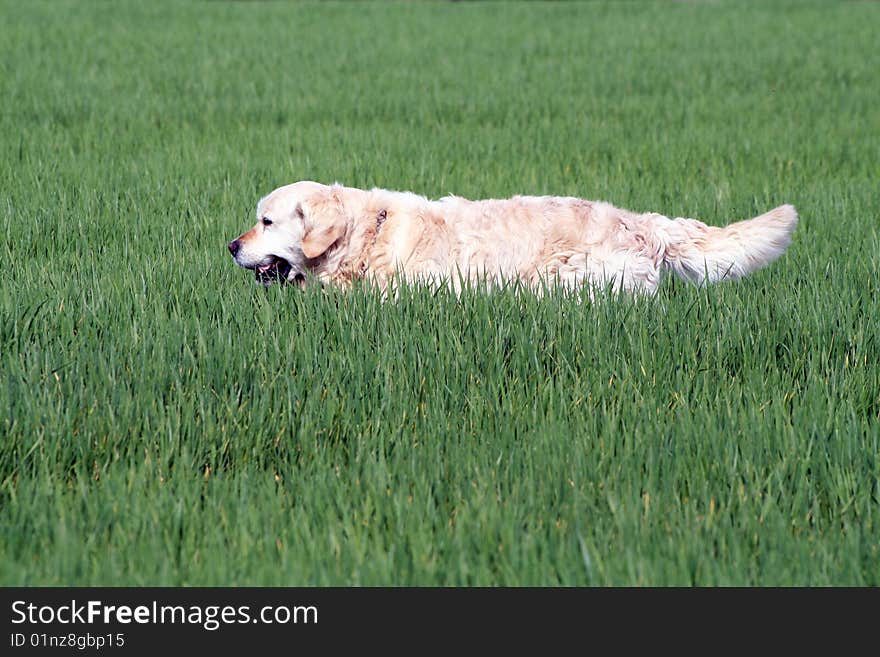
[[658, 205, 798, 284]]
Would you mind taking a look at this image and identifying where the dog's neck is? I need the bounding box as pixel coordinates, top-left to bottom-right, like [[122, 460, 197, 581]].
[[320, 199, 393, 286], [355, 208, 389, 277]]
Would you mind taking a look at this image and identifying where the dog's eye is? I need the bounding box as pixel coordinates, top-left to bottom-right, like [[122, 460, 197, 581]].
[[261, 217, 273, 227]]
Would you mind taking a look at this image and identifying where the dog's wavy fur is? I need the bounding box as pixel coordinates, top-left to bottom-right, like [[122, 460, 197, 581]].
[[229, 181, 797, 295]]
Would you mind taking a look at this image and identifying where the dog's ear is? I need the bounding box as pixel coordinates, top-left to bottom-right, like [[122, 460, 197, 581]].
[[301, 222, 345, 259], [301, 187, 347, 259]]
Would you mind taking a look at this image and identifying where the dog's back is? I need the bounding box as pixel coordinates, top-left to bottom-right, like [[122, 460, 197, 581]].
[[379, 192, 797, 293]]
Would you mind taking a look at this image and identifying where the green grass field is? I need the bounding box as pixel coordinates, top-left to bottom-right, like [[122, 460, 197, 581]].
[[1, 0, 878, 586]]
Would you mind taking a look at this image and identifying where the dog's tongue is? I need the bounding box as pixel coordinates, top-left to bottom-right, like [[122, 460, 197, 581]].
[[257, 263, 273, 272]]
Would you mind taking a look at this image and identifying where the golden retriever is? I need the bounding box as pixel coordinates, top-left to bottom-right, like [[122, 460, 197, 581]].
[[228, 181, 797, 295]]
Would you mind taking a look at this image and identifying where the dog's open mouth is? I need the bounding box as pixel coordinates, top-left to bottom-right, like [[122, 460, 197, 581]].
[[252, 257, 308, 287], [254, 256, 293, 284]]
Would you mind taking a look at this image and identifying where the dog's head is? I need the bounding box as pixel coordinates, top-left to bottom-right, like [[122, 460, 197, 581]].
[[228, 181, 352, 286]]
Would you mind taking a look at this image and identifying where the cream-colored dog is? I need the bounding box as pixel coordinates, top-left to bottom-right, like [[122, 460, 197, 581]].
[[228, 181, 797, 294]]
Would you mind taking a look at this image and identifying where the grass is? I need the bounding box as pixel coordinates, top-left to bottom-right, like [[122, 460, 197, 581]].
[[1, 0, 878, 585]]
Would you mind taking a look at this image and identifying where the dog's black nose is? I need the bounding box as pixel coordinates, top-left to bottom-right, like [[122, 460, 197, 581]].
[[228, 240, 240, 257]]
